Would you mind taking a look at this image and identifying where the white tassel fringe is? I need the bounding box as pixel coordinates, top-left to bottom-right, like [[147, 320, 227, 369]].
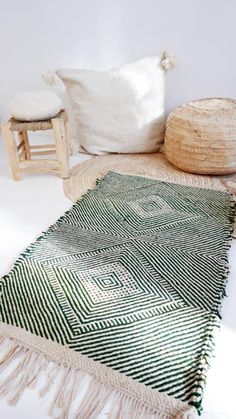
[[0, 336, 197, 419]]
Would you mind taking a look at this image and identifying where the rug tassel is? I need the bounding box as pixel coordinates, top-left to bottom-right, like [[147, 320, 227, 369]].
[[0, 344, 23, 372], [0, 349, 33, 403], [73, 379, 112, 419], [2, 351, 46, 405], [130, 398, 153, 419], [39, 362, 60, 397], [28, 355, 48, 390], [0, 336, 197, 419], [60, 369, 82, 419], [108, 392, 154, 419], [48, 367, 83, 419], [221, 178, 236, 238], [110, 393, 132, 419], [108, 393, 123, 419], [48, 367, 71, 416]]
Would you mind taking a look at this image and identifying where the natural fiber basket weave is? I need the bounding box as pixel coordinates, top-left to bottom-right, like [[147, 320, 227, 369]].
[[165, 98, 236, 175]]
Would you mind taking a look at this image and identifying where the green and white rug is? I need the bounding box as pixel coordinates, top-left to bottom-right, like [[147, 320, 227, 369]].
[[0, 172, 235, 419]]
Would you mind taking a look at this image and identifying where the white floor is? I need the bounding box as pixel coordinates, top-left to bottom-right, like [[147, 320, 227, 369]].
[[0, 136, 236, 419]]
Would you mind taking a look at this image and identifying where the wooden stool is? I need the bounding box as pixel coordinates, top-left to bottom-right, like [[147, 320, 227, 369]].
[[1, 110, 70, 180]]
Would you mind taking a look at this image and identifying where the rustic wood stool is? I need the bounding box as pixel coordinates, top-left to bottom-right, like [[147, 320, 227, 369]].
[[1, 110, 70, 180]]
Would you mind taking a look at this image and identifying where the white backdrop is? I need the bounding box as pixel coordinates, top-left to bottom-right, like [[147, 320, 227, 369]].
[[0, 0, 235, 120]]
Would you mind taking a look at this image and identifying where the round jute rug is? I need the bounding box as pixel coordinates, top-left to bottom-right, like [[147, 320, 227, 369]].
[[64, 153, 227, 202]]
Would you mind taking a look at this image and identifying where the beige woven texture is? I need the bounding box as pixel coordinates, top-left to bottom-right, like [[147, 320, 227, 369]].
[[64, 152, 226, 202], [64, 153, 236, 237], [165, 98, 236, 175], [9, 110, 67, 131]]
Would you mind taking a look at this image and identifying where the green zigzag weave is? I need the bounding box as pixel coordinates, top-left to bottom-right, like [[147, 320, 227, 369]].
[[0, 172, 235, 412]]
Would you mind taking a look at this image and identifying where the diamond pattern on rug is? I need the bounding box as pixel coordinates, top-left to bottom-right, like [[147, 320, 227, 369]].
[[127, 195, 174, 218], [0, 171, 234, 413], [40, 244, 182, 333]]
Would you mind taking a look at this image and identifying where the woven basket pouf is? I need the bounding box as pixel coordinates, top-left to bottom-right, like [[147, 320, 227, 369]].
[[164, 98, 236, 175]]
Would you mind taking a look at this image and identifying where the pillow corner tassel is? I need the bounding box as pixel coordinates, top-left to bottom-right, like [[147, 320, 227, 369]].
[[161, 51, 177, 71], [41, 71, 61, 87]]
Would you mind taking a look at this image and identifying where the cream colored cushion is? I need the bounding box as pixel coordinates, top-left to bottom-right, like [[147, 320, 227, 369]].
[[56, 54, 169, 155], [10, 90, 62, 121]]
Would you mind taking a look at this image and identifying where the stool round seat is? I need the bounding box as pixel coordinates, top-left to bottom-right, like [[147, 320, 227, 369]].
[[9, 90, 63, 121], [165, 98, 236, 175]]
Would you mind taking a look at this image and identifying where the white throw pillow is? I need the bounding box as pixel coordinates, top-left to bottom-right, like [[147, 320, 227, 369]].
[[9, 90, 62, 121], [50, 53, 174, 155]]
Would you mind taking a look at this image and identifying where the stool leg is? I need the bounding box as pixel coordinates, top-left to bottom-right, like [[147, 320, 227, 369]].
[[52, 118, 70, 179], [19, 130, 31, 159], [18, 131, 26, 160], [1, 123, 22, 181]]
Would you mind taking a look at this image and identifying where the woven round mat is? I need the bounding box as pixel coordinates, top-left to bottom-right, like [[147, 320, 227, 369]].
[[64, 153, 227, 202]]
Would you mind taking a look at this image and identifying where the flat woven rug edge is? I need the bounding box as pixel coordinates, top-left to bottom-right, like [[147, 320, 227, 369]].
[[0, 171, 235, 419]]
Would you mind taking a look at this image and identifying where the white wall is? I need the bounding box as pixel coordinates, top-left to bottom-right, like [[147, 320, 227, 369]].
[[0, 0, 235, 120]]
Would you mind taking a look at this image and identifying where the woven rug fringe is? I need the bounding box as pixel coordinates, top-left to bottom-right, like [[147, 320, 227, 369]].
[[0, 336, 197, 419]]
